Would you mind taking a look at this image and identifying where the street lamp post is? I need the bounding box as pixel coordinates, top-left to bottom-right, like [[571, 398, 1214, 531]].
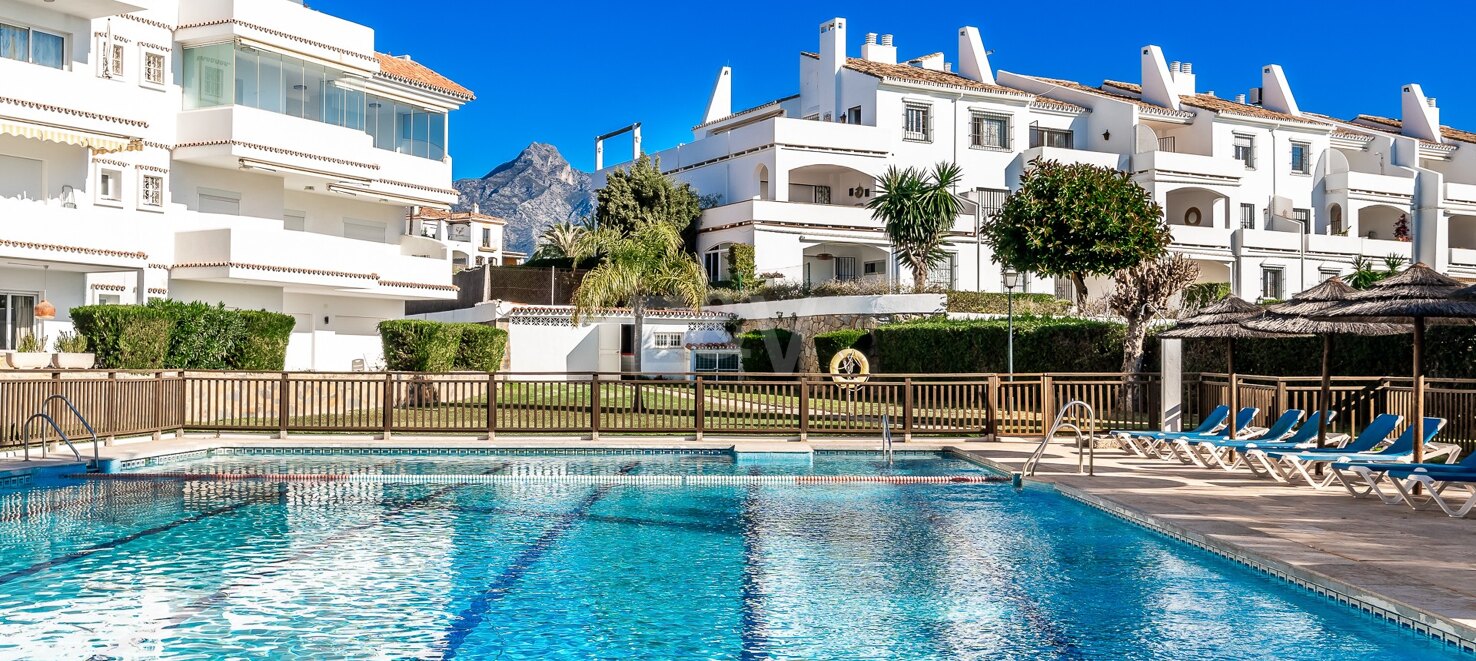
[[1003, 268, 1019, 380]]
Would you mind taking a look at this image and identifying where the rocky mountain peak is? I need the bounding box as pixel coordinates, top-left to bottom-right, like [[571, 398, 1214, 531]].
[[454, 143, 594, 255]]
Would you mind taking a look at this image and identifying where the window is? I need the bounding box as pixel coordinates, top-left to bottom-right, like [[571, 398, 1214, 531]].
[[283, 211, 306, 232], [1158, 136, 1177, 152], [927, 254, 956, 289], [694, 351, 741, 374], [619, 324, 635, 355], [653, 332, 683, 349], [1329, 204, 1344, 235], [1292, 208, 1311, 231], [0, 293, 36, 350], [846, 106, 861, 125], [1319, 268, 1341, 283], [835, 256, 856, 282], [97, 294, 121, 306], [140, 175, 163, 207], [1, 22, 64, 69], [1029, 126, 1072, 149], [109, 44, 124, 78], [1261, 267, 1284, 301], [903, 103, 931, 142], [98, 169, 122, 203], [970, 113, 1009, 149], [1290, 142, 1311, 174], [1233, 135, 1256, 169], [144, 51, 165, 85], [343, 219, 386, 242], [702, 250, 722, 283], [481, 228, 492, 248], [975, 188, 1008, 226], [863, 260, 884, 276], [1240, 203, 1257, 230]]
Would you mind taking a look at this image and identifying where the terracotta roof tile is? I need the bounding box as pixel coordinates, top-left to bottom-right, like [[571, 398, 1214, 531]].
[[411, 208, 507, 225], [1027, 76, 1192, 119], [1102, 80, 1327, 126], [509, 306, 733, 320], [803, 53, 1085, 112], [375, 53, 474, 101], [1353, 114, 1476, 145]]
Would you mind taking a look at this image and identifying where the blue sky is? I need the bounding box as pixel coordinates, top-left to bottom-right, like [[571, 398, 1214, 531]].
[[314, 0, 1476, 179]]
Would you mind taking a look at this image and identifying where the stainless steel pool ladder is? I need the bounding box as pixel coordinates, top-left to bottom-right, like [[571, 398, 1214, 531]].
[[881, 414, 894, 465], [1023, 400, 1096, 477], [23, 395, 101, 468]]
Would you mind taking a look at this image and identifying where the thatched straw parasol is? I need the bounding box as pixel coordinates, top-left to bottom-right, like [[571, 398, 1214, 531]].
[[1161, 296, 1285, 438], [1311, 264, 1476, 464], [1242, 277, 1407, 447]]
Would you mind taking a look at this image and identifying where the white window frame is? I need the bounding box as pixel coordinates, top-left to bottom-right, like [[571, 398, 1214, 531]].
[[1239, 203, 1256, 229], [652, 332, 683, 349], [139, 174, 164, 209], [107, 43, 125, 79], [0, 21, 67, 70], [903, 103, 931, 142], [1260, 267, 1284, 301], [970, 112, 1010, 150], [1319, 267, 1341, 283], [142, 49, 166, 88], [97, 167, 124, 207], [1233, 134, 1256, 169], [1290, 141, 1311, 174]]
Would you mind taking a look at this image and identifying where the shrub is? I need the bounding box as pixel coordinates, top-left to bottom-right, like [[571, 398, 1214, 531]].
[[727, 243, 757, 290], [738, 328, 798, 373], [146, 299, 247, 369], [814, 329, 871, 368], [378, 319, 463, 372], [945, 291, 1071, 315], [16, 331, 47, 353], [230, 310, 296, 370], [456, 323, 508, 372], [54, 331, 88, 353], [1182, 282, 1230, 311], [70, 305, 172, 369], [873, 316, 1132, 373]]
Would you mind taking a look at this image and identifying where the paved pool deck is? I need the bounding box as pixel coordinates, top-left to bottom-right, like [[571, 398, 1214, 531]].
[[2, 433, 1474, 651]]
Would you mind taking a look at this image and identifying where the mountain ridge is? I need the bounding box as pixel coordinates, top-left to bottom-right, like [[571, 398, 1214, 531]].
[[453, 142, 595, 255]]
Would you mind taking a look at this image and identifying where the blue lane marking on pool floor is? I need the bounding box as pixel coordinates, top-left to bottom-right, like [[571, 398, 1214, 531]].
[[438, 461, 640, 661], [738, 476, 771, 661]]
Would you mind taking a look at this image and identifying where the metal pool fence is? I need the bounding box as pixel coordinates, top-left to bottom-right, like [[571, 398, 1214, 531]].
[[1, 370, 1471, 452]]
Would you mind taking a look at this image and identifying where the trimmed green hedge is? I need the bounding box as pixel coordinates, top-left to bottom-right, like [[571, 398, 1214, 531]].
[[457, 324, 509, 372], [231, 310, 296, 370], [727, 243, 757, 289], [69, 305, 171, 369], [738, 329, 797, 373], [1182, 327, 1476, 379], [378, 320, 463, 372], [945, 291, 1071, 315], [873, 316, 1135, 373], [147, 300, 246, 369], [814, 329, 871, 368]]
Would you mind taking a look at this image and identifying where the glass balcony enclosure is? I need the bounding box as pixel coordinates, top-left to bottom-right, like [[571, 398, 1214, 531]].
[[182, 42, 446, 160]]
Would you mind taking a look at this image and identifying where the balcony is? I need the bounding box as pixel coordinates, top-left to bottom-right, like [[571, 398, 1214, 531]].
[[639, 117, 889, 173], [172, 225, 453, 299], [0, 199, 152, 269], [11, 0, 145, 18], [1325, 171, 1415, 199], [1021, 145, 1123, 170], [1133, 150, 1245, 185], [0, 59, 151, 141], [702, 200, 973, 234], [176, 0, 376, 74], [1446, 182, 1476, 206]]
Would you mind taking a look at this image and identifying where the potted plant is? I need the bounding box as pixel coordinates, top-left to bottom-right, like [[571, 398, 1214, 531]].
[[52, 331, 95, 369], [6, 331, 52, 370]]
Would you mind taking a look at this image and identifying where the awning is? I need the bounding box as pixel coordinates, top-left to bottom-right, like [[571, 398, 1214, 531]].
[[0, 119, 142, 154]]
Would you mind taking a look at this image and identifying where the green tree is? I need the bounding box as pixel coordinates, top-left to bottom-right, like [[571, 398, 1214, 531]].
[[1348, 254, 1406, 289], [1108, 254, 1200, 406], [534, 220, 589, 260], [867, 162, 965, 291], [984, 160, 1171, 308], [571, 219, 708, 377], [595, 155, 703, 251]]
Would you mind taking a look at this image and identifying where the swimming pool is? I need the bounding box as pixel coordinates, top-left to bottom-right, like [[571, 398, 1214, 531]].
[[0, 450, 1463, 659]]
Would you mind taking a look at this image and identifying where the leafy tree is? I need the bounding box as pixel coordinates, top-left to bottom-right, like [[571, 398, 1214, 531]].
[[595, 155, 703, 251], [867, 162, 965, 291], [1348, 254, 1406, 289], [1181, 281, 1230, 312], [534, 220, 589, 260], [984, 160, 1171, 308], [571, 219, 707, 378], [1108, 254, 1200, 398]]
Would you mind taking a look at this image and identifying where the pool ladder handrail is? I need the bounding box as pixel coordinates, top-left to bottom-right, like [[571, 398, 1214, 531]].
[[1023, 400, 1096, 477], [881, 414, 894, 465], [23, 395, 100, 467]]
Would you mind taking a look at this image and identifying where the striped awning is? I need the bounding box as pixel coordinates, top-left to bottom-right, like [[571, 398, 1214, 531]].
[[0, 119, 142, 154]]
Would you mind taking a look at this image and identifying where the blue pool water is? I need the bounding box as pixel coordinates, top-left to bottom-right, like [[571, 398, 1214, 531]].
[[0, 450, 1464, 660]]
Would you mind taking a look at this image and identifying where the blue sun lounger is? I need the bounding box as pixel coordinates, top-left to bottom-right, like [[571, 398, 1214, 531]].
[[1387, 467, 1476, 518], [1333, 432, 1470, 503], [1252, 416, 1449, 489], [1176, 409, 1318, 470], [1110, 405, 1228, 457], [1130, 407, 1258, 460]]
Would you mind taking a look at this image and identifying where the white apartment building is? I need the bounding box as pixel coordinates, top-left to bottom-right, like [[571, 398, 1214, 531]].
[[407, 207, 514, 271], [596, 17, 1476, 303], [0, 0, 472, 369]]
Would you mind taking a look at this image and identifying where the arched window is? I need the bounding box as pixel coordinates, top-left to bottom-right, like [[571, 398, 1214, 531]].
[[1329, 204, 1343, 235]]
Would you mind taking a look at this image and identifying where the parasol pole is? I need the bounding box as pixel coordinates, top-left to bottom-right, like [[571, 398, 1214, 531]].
[[1318, 334, 1331, 449], [1413, 316, 1425, 465], [1226, 338, 1238, 439]]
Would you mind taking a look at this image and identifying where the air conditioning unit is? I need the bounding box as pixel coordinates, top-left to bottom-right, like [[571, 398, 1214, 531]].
[[1248, 87, 1263, 105]]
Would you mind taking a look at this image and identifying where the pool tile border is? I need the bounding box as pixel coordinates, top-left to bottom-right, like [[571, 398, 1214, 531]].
[[1054, 485, 1476, 655]]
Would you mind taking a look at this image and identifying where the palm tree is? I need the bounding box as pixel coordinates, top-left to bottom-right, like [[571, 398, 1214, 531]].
[[1348, 254, 1407, 289], [571, 219, 707, 377], [534, 220, 588, 260], [867, 162, 965, 291]]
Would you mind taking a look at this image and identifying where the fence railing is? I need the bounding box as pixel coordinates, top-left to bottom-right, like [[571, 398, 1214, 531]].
[[3, 371, 1471, 450]]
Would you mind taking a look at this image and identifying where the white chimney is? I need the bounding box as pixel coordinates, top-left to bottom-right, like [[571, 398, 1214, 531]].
[[702, 66, 732, 124], [819, 18, 847, 122], [913, 53, 945, 71], [957, 26, 994, 84], [861, 30, 896, 64], [1259, 65, 1301, 115], [1139, 45, 1182, 110], [1401, 84, 1442, 143], [1173, 61, 1196, 97], [1235, 94, 1246, 104]]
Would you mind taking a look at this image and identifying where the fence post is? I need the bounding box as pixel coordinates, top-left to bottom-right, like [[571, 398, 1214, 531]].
[[902, 378, 914, 442], [175, 372, 186, 439], [277, 372, 290, 440], [1040, 374, 1056, 437], [694, 376, 705, 442], [152, 371, 164, 440], [590, 373, 601, 441], [486, 372, 496, 441], [987, 374, 1000, 439], [381, 372, 394, 440], [105, 371, 117, 445], [798, 377, 809, 442]]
